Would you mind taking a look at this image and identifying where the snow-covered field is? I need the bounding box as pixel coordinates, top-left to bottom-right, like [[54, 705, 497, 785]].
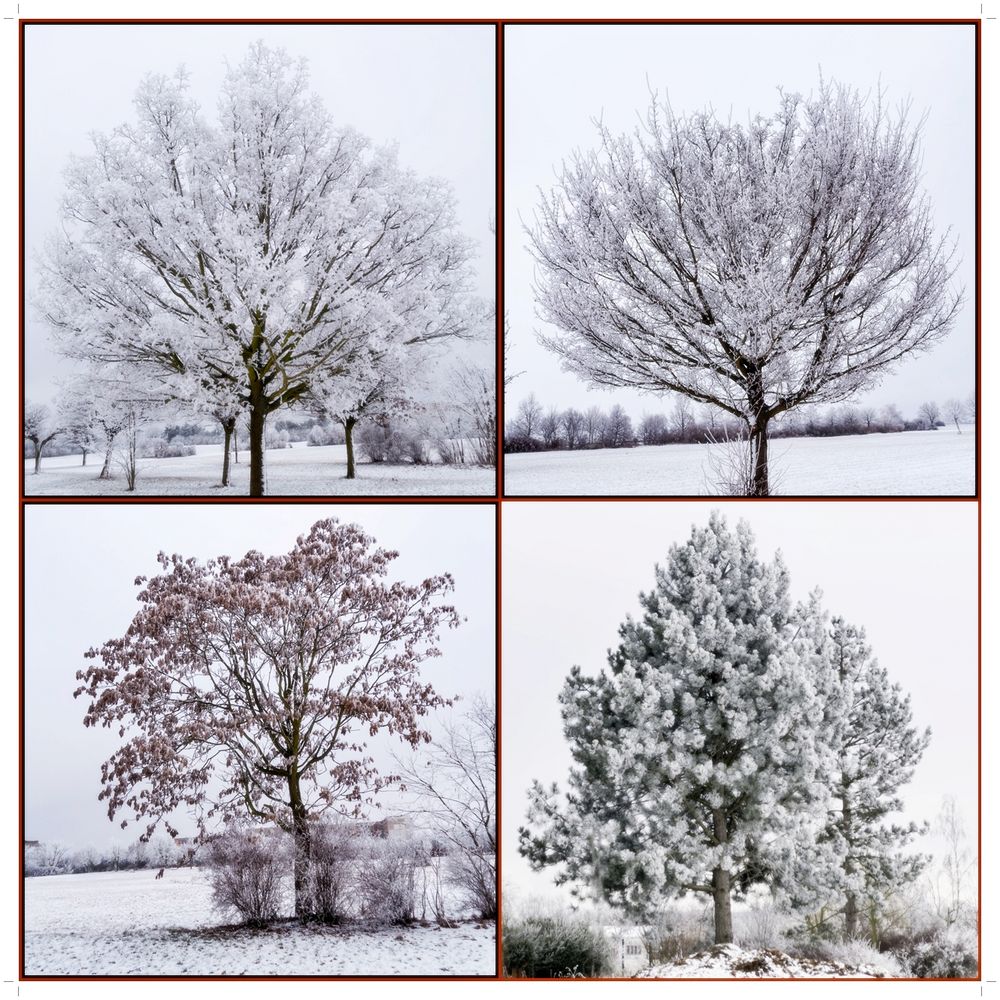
[[24, 442, 495, 497], [504, 427, 974, 496], [636, 944, 889, 979], [24, 869, 496, 976]]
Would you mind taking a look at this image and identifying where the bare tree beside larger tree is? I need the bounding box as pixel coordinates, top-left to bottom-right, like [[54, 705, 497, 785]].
[[530, 81, 962, 495], [396, 697, 496, 919]]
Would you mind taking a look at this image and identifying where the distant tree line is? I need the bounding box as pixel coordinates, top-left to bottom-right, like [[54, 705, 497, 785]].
[[504, 392, 975, 455]]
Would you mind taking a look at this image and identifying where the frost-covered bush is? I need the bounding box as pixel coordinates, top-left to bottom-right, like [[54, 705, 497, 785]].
[[502, 913, 612, 978], [306, 422, 345, 447], [788, 936, 904, 977], [207, 826, 288, 927], [447, 841, 497, 920], [643, 907, 713, 963], [898, 926, 977, 978], [302, 824, 357, 924], [265, 427, 291, 450], [354, 836, 418, 925], [142, 437, 197, 459], [357, 424, 430, 465], [436, 435, 467, 466]]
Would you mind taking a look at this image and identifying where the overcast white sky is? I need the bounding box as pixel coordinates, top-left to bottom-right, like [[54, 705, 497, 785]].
[[505, 23, 975, 423], [502, 501, 977, 906], [24, 23, 495, 403], [25, 503, 495, 849]]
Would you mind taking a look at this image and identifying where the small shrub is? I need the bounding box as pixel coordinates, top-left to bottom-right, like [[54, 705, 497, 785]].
[[502, 913, 612, 978], [206, 826, 287, 927], [898, 926, 977, 978], [306, 422, 345, 447], [447, 843, 497, 920], [354, 836, 418, 926], [143, 437, 197, 459], [787, 936, 904, 977], [265, 427, 291, 450], [302, 824, 357, 924], [436, 436, 467, 465], [643, 908, 713, 964]]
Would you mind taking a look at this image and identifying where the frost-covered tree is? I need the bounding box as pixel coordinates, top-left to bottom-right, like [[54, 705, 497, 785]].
[[817, 616, 930, 940], [519, 513, 831, 943], [918, 400, 942, 429], [530, 81, 961, 495], [56, 384, 98, 466], [39, 43, 474, 497], [944, 398, 966, 433], [23, 402, 61, 474], [74, 518, 460, 919], [312, 344, 419, 480]]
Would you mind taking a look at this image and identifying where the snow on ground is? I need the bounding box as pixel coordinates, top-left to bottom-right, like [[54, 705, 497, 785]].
[[504, 427, 974, 496], [25, 868, 496, 976], [636, 943, 886, 979], [24, 442, 495, 497]]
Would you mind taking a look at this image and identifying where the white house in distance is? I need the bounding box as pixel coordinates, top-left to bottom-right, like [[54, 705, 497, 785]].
[[605, 926, 650, 976]]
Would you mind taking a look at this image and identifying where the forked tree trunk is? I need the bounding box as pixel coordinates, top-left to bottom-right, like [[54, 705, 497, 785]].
[[711, 809, 734, 944], [248, 390, 267, 498], [344, 417, 357, 480], [220, 417, 235, 487]]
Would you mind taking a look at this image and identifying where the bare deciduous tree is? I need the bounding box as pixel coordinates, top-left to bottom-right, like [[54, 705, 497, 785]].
[[530, 82, 961, 495], [396, 698, 496, 919], [918, 400, 942, 429]]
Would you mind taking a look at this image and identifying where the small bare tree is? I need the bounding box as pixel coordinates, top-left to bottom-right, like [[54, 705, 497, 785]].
[[918, 400, 942, 429], [943, 398, 966, 433], [514, 393, 543, 440], [396, 697, 496, 919]]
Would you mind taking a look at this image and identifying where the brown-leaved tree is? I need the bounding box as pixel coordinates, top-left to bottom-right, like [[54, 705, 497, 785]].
[[75, 518, 460, 919]]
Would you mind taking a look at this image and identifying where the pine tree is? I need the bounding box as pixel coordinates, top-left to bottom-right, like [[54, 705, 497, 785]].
[[519, 513, 831, 944], [819, 617, 931, 940]]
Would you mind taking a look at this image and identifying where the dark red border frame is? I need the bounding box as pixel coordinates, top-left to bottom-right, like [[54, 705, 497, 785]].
[[17, 15, 982, 986]]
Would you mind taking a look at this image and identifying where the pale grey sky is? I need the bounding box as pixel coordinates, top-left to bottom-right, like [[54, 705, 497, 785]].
[[502, 500, 977, 904], [24, 23, 496, 402], [505, 23, 975, 423], [25, 503, 495, 849]]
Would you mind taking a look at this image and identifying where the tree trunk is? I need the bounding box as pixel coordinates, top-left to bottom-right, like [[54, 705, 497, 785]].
[[99, 440, 114, 479], [711, 809, 733, 944], [842, 785, 858, 939], [288, 771, 311, 921], [32, 443, 41, 475], [81, 449, 88, 466], [233, 428, 239, 464], [748, 416, 769, 497], [248, 391, 267, 498], [220, 418, 235, 487], [712, 867, 734, 944], [344, 417, 357, 480]]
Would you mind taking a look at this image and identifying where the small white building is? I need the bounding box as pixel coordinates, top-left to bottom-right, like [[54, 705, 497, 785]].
[[605, 926, 650, 976]]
